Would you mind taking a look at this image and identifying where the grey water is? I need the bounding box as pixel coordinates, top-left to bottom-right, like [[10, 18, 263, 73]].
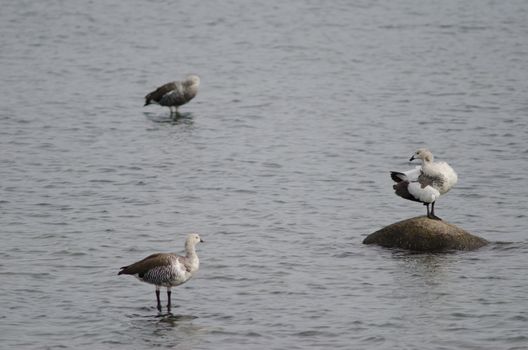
[[1, 0, 527, 349]]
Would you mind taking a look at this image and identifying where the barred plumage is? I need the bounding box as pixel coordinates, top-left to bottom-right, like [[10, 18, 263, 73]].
[[141, 264, 179, 286]]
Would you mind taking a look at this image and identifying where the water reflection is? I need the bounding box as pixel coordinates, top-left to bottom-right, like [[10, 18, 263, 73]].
[[156, 313, 199, 323], [394, 251, 454, 280], [144, 111, 195, 126], [127, 312, 205, 349]]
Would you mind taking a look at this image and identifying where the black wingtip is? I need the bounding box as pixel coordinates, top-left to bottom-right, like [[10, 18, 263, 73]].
[[390, 171, 404, 183]]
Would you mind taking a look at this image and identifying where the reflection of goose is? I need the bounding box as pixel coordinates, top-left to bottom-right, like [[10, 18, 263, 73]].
[[144, 75, 200, 114], [118, 234, 204, 312], [391, 149, 458, 220]]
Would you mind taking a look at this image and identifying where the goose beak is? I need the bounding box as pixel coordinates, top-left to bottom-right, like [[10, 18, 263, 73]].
[[409, 155, 415, 161], [200, 238, 204, 243]]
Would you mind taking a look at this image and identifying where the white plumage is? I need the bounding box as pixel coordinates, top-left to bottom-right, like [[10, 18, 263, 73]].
[[391, 148, 457, 220], [407, 182, 440, 203]]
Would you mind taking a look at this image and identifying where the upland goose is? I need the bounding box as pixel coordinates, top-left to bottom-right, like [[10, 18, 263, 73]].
[[118, 233, 204, 312], [144, 74, 200, 114], [391, 148, 458, 220]]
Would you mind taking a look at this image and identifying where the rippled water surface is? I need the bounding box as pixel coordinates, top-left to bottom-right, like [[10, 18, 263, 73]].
[[1, 1, 528, 349]]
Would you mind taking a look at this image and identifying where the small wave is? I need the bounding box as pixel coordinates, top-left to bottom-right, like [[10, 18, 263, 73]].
[[294, 330, 338, 338]]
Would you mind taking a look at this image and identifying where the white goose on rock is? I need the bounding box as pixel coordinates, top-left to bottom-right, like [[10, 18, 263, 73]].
[[390, 148, 458, 220], [118, 233, 204, 312]]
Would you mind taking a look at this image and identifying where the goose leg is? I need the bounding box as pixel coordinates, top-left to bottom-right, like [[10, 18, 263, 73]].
[[155, 287, 162, 312], [430, 202, 442, 220], [167, 287, 172, 312], [172, 107, 182, 118], [425, 203, 430, 218]]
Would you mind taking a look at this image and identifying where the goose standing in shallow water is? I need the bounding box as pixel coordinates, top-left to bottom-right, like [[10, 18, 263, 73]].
[[390, 149, 458, 220], [118, 233, 204, 312], [144, 74, 200, 114]]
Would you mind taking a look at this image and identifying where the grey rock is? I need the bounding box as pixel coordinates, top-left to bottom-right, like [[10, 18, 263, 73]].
[[363, 216, 488, 251]]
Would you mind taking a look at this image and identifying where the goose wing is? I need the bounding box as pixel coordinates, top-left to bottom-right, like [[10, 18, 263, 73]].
[[393, 170, 440, 203], [145, 82, 178, 105], [390, 166, 421, 183], [118, 253, 176, 277]]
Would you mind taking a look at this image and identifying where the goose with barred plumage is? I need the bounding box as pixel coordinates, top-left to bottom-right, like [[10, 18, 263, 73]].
[[144, 74, 200, 114], [118, 233, 204, 312], [390, 149, 458, 220]]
